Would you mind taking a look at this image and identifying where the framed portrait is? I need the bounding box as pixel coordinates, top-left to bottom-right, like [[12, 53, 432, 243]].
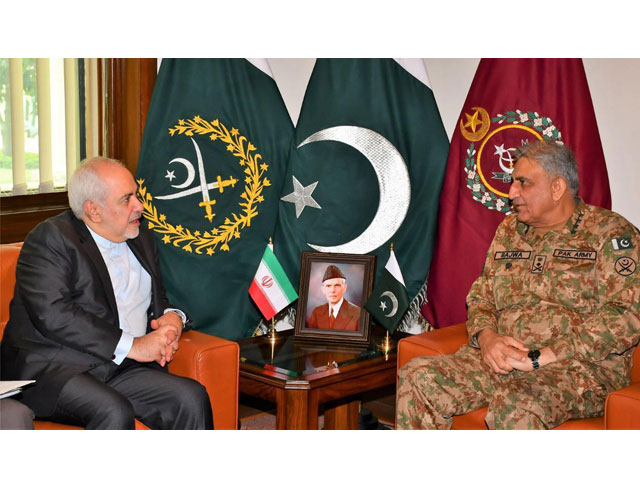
[[294, 251, 375, 345]]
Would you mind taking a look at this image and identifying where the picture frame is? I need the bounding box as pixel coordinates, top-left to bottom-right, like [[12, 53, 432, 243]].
[[294, 251, 375, 345]]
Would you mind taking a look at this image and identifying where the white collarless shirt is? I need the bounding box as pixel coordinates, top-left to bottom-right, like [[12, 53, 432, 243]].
[[329, 297, 344, 318], [87, 227, 152, 364]]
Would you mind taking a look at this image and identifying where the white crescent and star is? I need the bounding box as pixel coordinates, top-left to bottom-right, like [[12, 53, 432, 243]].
[[282, 125, 411, 254], [380, 291, 399, 317], [166, 157, 196, 189]]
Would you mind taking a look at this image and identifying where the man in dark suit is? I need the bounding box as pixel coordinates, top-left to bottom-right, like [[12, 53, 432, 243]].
[[1, 157, 213, 429], [308, 265, 361, 331]]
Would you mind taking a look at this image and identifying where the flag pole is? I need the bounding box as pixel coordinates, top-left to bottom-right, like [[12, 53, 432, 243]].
[[377, 242, 396, 353], [269, 315, 276, 364], [269, 315, 278, 343]]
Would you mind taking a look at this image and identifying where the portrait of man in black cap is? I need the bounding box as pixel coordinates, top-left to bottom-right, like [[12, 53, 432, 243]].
[[308, 264, 362, 331]]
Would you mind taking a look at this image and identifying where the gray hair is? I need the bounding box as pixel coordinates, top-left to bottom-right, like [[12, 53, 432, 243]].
[[513, 141, 579, 197], [68, 157, 125, 219]]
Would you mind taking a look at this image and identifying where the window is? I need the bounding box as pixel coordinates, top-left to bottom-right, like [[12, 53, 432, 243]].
[[0, 58, 100, 196], [1, 58, 157, 243]]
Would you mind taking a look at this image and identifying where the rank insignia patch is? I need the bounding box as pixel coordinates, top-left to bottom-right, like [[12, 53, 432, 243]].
[[611, 237, 633, 251], [531, 255, 547, 274]]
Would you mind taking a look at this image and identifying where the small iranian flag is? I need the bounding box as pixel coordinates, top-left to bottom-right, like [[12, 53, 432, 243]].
[[249, 245, 298, 320]]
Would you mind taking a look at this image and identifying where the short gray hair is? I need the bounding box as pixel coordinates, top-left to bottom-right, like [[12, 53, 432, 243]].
[[68, 157, 125, 219], [513, 141, 579, 197]]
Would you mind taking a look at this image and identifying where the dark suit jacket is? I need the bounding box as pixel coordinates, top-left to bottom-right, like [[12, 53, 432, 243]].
[[1, 210, 178, 417], [308, 299, 361, 331]]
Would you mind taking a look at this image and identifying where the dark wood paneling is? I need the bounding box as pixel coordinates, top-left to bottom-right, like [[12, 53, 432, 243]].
[[105, 58, 157, 173], [0, 192, 70, 243]]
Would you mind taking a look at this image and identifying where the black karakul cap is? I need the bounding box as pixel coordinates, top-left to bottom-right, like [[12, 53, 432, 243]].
[[322, 265, 346, 282]]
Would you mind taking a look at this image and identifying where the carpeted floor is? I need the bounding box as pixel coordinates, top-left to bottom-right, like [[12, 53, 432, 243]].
[[239, 412, 325, 430], [239, 409, 392, 430], [238, 390, 395, 430]]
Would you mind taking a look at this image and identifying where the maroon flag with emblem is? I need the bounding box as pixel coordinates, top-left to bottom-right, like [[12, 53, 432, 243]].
[[422, 58, 611, 329]]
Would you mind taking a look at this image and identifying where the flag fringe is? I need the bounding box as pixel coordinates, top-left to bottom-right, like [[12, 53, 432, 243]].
[[397, 278, 431, 334]]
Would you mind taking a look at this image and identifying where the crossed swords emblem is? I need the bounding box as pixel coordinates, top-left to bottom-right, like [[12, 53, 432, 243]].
[[155, 138, 238, 222]]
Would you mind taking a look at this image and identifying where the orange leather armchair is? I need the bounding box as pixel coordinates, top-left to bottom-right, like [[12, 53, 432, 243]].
[[1, 243, 239, 430], [397, 322, 640, 429]]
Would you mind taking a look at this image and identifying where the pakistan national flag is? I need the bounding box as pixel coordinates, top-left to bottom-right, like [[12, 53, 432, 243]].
[[136, 59, 294, 340], [364, 249, 410, 333], [273, 59, 449, 333]]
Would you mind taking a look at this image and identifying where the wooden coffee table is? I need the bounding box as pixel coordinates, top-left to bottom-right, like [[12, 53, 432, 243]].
[[238, 328, 401, 429]]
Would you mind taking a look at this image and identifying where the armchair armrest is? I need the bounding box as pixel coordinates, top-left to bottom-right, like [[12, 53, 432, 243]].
[[397, 322, 468, 369], [170, 330, 239, 430], [604, 381, 640, 429]]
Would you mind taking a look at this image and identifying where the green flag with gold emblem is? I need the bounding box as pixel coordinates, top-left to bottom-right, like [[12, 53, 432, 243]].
[[136, 59, 294, 340]]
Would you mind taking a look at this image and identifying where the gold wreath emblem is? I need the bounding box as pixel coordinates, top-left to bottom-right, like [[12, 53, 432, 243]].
[[136, 116, 271, 256]]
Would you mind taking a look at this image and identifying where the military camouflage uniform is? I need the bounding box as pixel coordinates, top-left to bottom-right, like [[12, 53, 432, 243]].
[[397, 200, 640, 429]]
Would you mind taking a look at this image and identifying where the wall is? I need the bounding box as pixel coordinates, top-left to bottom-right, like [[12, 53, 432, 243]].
[[268, 58, 640, 228]]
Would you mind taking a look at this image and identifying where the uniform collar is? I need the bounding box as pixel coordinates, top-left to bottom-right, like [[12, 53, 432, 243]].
[[564, 197, 587, 235]]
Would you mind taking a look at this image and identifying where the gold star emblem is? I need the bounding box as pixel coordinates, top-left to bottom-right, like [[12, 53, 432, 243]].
[[462, 110, 483, 133], [459, 106, 491, 142]]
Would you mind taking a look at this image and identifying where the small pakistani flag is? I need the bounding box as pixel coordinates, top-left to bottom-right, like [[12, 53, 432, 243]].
[[611, 237, 633, 251], [364, 249, 410, 333]]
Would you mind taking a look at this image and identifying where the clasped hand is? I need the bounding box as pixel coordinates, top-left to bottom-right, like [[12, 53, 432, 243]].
[[477, 329, 531, 374], [128, 312, 184, 367]]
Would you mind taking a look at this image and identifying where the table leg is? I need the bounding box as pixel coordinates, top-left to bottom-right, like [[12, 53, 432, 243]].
[[323, 400, 360, 429], [276, 388, 320, 430]]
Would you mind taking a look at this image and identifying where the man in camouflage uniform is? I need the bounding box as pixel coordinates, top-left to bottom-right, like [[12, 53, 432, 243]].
[[396, 142, 640, 429]]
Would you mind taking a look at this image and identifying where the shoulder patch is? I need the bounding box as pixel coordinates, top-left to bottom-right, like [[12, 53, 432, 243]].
[[611, 237, 633, 251], [615, 257, 636, 276]]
